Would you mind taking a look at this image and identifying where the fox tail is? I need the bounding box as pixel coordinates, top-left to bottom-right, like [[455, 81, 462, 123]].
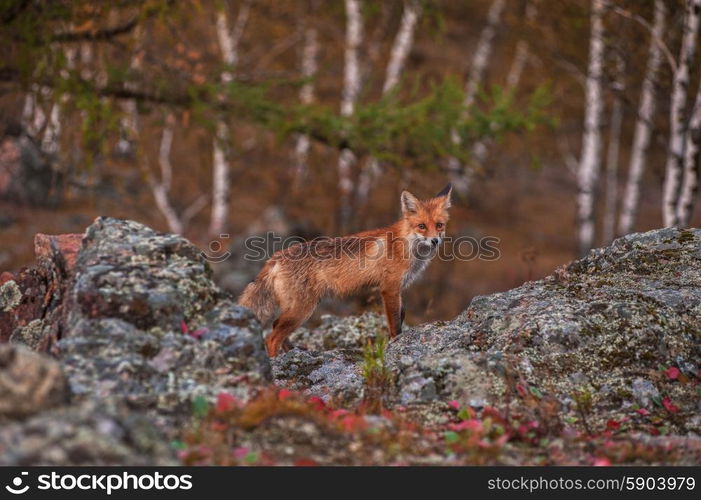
[[238, 266, 277, 325]]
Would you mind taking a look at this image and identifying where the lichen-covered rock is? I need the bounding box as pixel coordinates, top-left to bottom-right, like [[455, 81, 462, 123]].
[[57, 218, 271, 435], [202, 299, 270, 372], [0, 399, 175, 465], [0, 232, 76, 348], [0, 279, 21, 312], [0, 344, 68, 419], [272, 348, 364, 404], [66, 218, 219, 330], [289, 313, 386, 351], [34, 233, 82, 273], [10, 318, 49, 350], [439, 228, 701, 428], [60, 315, 267, 427]]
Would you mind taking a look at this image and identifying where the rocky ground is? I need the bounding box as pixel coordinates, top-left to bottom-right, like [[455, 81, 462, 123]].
[[0, 217, 699, 465]]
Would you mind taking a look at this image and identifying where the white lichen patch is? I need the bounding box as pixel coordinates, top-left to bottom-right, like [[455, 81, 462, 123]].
[[0, 280, 21, 312]]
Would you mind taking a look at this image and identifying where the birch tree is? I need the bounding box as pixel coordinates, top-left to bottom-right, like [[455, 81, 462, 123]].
[[447, 0, 505, 195], [662, 0, 701, 227], [147, 113, 208, 234], [338, 0, 363, 231], [469, 0, 538, 168], [116, 26, 143, 157], [602, 52, 624, 244], [618, 0, 666, 236], [355, 0, 422, 209], [210, 0, 251, 237], [505, 0, 539, 91], [21, 87, 46, 139], [676, 75, 701, 226], [292, 15, 319, 186], [576, 0, 605, 255]]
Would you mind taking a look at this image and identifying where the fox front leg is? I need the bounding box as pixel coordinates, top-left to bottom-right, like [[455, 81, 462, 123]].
[[381, 287, 403, 338]]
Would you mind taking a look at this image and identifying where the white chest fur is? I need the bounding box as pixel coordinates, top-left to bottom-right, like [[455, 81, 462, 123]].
[[401, 234, 437, 289], [402, 253, 433, 289]]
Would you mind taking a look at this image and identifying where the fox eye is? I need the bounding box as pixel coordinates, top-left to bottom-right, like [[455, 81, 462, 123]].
[[418, 223, 427, 230], [436, 222, 444, 229]]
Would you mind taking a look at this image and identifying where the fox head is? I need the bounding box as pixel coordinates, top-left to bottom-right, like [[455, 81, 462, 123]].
[[400, 183, 452, 253]]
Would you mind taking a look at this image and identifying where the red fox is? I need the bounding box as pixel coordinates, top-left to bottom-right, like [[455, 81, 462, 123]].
[[238, 184, 452, 357]]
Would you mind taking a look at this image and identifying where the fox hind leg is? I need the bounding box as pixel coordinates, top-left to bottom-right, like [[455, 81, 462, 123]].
[[266, 303, 315, 357]]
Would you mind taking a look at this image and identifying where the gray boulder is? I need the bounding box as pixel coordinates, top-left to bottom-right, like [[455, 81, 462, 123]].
[[0, 344, 68, 419], [0, 399, 175, 465], [58, 217, 271, 435]]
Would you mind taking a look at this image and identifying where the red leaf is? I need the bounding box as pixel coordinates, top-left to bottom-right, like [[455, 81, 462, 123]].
[[278, 389, 292, 400], [593, 457, 611, 466], [232, 447, 249, 458], [216, 392, 237, 413], [448, 400, 461, 410], [665, 367, 680, 380], [329, 409, 349, 419], [648, 426, 660, 436], [340, 415, 366, 432], [190, 328, 207, 339], [662, 397, 679, 413], [516, 383, 528, 398], [635, 408, 650, 416], [180, 320, 189, 334], [526, 420, 539, 430], [449, 419, 483, 432], [307, 396, 325, 410], [482, 406, 504, 421], [210, 421, 227, 432], [606, 419, 620, 430]]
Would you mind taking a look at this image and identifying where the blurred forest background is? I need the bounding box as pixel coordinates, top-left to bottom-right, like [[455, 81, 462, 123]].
[[2, 0, 701, 325]]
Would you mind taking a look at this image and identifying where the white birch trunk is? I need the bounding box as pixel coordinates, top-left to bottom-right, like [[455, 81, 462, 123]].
[[292, 22, 319, 184], [116, 28, 143, 156], [382, 0, 421, 95], [618, 0, 666, 235], [662, 0, 701, 227], [338, 0, 363, 230], [148, 114, 208, 234], [448, 0, 506, 195], [472, 0, 536, 168], [356, 0, 421, 208], [22, 85, 48, 139], [209, 0, 251, 237], [150, 114, 183, 234], [576, 0, 606, 255], [676, 75, 701, 226], [210, 120, 231, 237], [505, 0, 538, 91], [602, 54, 625, 244], [41, 103, 61, 156], [463, 0, 505, 109]]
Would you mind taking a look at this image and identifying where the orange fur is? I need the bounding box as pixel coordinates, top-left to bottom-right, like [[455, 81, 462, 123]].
[[238, 184, 453, 357]]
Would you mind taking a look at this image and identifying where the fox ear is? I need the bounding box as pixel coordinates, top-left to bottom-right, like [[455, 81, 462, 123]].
[[436, 183, 452, 208], [401, 190, 420, 215]]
